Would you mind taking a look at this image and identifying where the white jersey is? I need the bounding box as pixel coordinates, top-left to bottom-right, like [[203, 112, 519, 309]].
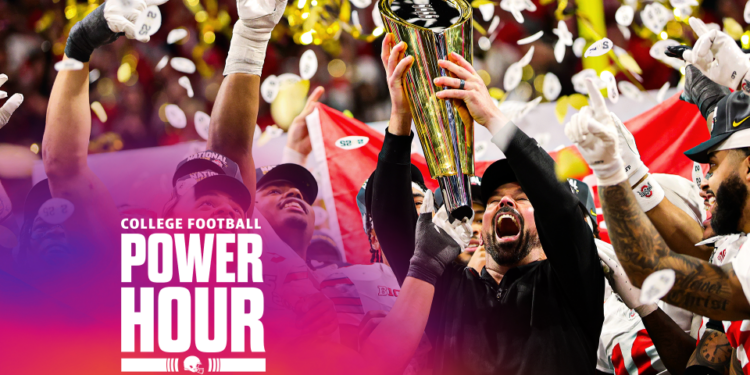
[[695, 234, 750, 374], [596, 240, 693, 375], [319, 263, 400, 326]]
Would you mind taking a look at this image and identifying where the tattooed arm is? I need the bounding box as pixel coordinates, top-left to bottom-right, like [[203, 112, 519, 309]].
[[600, 181, 750, 320], [686, 328, 732, 375]]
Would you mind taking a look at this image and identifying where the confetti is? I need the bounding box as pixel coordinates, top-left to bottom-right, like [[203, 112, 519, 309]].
[[155, 56, 169, 72], [257, 125, 284, 147], [554, 40, 565, 63], [543, 72, 561, 101], [553, 20, 573, 46], [478, 3, 495, 22], [692, 162, 703, 187], [170, 57, 196, 74], [517, 31, 543, 45], [89, 69, 100, 83], [639, 269, 676, 305], [350, 0, 371, 8], [572, 38, 586, 58], [615, 5, 634, 26], [497, 96, 541, 122], [135, 5, 162, 38], [500, 0, 534, 24], [178, 76, 194, 98], [555, 96, 569, 123], [300, 50, 318, 80], [723, 17, 744, 40], [91, 101, 107, 123], [54, 59, 84, 71], [555, 147, 590, 181], [335, 136, 370, 150], [641, 3, 672, 35], [618, 81, 643, 101], [195, 111, 210, 140], [488, 16, 501, 34], [261, 75, 280, 103], [478, 37, 492, 51], [584, 38, 613, 58], [372, 5, 384, 28], [167, 28, 189, 44], [0, 92, 6, 100], [504, 47, 534, 91], [618, 24, 631, 40], [670, 0, 698, 7], [572, 69, 604, 94], [656, 82, 670, 103], [475, 141, 488, 158], [165, 104, 187, 128], [38, 198, 75, 225], [745, 0, 750, 24], [599, 71, 619, 104]]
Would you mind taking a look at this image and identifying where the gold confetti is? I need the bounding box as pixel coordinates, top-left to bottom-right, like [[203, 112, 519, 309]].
[[724, 17, 744, 40], [91, 101, 108, 123], [555, 148, 590, 181], [568, 94, 588, 110], [555, 96, 569, 124]]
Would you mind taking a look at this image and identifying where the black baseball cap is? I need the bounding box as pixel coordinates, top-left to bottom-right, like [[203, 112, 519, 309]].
[[567, 178, 596, 225], [173, 150, 252, 211], [256, 163, 318, 205], [480, 159, 517, 205], [685, 91, 750, 163]]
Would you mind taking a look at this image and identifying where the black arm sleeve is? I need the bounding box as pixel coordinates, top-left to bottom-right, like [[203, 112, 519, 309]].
[[501, 127, 603, 317], [371, 130, 419, 285]]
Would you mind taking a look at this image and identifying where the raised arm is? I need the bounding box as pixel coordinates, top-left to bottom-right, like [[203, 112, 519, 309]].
[[434, 53, 602, 310], [44, 2, 155, 237], [370, 33, 417, 283], [565, 84, 750, 320], [206, 0, 289, 214]]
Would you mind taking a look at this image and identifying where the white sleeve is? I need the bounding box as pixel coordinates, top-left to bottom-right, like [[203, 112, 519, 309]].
[[730, 240, 750, 306]]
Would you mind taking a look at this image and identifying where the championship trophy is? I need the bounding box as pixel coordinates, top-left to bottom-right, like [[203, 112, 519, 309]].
[[379, 0, 475, 220]]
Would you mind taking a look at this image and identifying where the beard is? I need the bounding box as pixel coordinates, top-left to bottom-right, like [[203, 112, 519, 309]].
[[483, 206, 540, 266], [710, 173, 749, 236]]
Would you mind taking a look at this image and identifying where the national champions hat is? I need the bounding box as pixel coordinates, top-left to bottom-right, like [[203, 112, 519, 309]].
[[173, 150, 252, 211]]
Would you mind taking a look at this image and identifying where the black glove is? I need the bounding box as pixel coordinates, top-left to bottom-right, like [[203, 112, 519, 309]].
[[64, 5, 122, 62], [406, 213, 462, 286], [680, 65, 730, 120]]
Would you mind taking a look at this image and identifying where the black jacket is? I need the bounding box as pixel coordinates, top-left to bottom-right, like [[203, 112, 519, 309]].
[[370, 127, 604, 375]]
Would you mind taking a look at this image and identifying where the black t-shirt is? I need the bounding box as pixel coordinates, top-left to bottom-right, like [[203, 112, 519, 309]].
[[371, 127, 604, 375]]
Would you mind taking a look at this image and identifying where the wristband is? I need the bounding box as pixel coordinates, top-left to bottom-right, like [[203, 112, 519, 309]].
[[64, 5, 121, 63], [224, 21, 269, 76], [634, 303, 657, 317], [632, 174, 665, 212]]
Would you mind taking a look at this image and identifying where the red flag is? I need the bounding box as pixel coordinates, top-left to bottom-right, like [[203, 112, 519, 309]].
[[311, 93, 709, 263]]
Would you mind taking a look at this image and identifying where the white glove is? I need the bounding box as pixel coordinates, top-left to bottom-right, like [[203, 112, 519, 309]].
[[0, 74, 23, 128], [599, 246, 642, 309], [564, 78, 628, 186], [611, 113, 648, 186], [225, 0, 288, 75], [104, 0, 168, 43], [432, 205, 473, 251], [684, 17, 750, 91], [420, 189, 435, 215]]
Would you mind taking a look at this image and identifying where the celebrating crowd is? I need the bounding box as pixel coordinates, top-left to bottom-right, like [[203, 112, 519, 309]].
[[8, 0, 750, 374]]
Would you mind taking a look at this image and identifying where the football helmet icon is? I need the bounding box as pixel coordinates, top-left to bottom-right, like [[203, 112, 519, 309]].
[[183, 356, 204, 374]]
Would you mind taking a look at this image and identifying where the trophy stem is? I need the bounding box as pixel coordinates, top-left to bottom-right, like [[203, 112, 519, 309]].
[[438, 174, 473, 220]]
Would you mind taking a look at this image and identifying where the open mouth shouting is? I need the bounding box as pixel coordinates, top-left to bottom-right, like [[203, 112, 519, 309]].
[[495, 209, 522, 244], [279, 198, 308, 215]]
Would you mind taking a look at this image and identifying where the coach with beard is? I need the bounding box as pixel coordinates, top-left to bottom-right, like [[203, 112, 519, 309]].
[[369, 38, 603, 375]]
